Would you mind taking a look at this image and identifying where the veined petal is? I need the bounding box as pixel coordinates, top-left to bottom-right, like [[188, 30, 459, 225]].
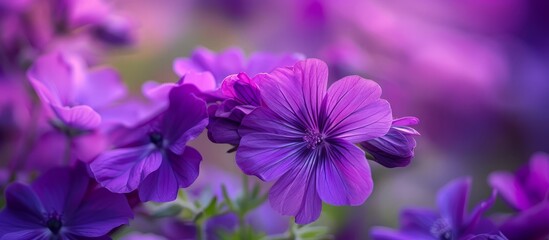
[[239, 107, 302, 137], [162, 85, 208, 153], [237, 132, 305, 181], [260, 59, 328, 130], [316, 140, 373, 206], [65, 188, 132, 237], [139, 147, 202, 202], [90, 146, 162, 193], [325, 76, 392, 142], [269, 155, 321, 224]]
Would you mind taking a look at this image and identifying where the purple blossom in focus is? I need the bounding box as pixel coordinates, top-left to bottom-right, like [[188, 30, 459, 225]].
[[0, 164, 133, 239], [370, 177, 502, 240], [489, 153, 549, 240], [236, 58, 393, 224], [90, 85, 208, 202], [361, 117, 420, 168]]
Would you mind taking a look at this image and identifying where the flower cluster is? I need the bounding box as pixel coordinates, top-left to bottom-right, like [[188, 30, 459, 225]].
[[370, 153, 549, 240], [3, 0, 546, 239]]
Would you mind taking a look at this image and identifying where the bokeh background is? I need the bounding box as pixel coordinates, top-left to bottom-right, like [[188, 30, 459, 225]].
[[3, 0, 549, 238]]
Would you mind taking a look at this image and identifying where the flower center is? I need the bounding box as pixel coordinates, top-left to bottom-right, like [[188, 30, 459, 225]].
[[46, 213, 63, 235], [303, 130, 324, 149], [430, 218, 452, 240], [149, 132, 164, 148]]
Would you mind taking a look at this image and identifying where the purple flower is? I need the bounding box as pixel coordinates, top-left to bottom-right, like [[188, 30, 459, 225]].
[[172, 47, 302, 100], [235, 58, 393, 224], [0, 164, 133, 239], [360, 117, 420, 168], [207, 72, 263, 145], [28, 51, 127, 132], [370, 177, 500, 240], [489, 153, 549, 240], [90, 85, 208, 202]]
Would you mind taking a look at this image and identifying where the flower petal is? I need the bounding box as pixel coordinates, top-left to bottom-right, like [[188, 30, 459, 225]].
[[0, 183, 45, 236], [237, 132, 305, 181], [182, 71, 217, 92], [0, 229, 49, 240], [316, 140, 373, 206], [436, 177, 471, 235], [464, 190, 497, 234], [325, 75, 392, 142], [239, 107, 302, 137], [488, 172, 530, 210], [53, 105, 102, 130], [500, 202, 549, 240], [31, 165, 90, 215], [399, 208, 439, 232], [27, 52, 74, 106], [370, 227, 429, 240], [75, 67, 127, 109], [65, 188, 133, 237], [269, 153, 322, 224], [260, 59, 328, 130], [139, 147, 202, 202], [162, 85, 208, 154], [90, 146, 162, 193]]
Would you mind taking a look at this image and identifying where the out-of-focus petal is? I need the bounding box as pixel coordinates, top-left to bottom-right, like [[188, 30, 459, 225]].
[[65, 188, 132, 237], [500, 202, 549, 240], [52, 105, 102, 130], [436, 177, 471, 237], [488, 172, 531, 210], [0, 184, 45, 236]]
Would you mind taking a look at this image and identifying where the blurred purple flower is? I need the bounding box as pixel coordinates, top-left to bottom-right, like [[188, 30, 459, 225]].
[[90, 85, 208, 202], [370, 177, 501, 240], [489, 153, 549, 239], [172, 46, 302, 100], [360, 117, 420, 168], [0, 164, 133, 239], [207, 72, 263, 145], [28, 51, 127, 131], [236, 58, 392, 224]]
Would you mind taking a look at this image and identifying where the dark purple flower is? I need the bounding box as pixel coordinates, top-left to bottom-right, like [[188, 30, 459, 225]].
[[370, 177, 500, 240], [235, 58, 393, 224], [489, 153, 549, 240], [360, 117, 420, 168], [0, 164, 133, 239], [90, 85, 208, 202], [207, 72, 263, 145]]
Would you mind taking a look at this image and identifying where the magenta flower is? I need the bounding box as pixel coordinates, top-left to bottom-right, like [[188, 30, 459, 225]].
[[207, 72, 264, 145], [235, 59, 393, 224], [370, 177, 501, 240], [489, 153, 549, 240], [0, 164, 133, 239], [90, 85, 208, 202], [360, 117, 420, 168]]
